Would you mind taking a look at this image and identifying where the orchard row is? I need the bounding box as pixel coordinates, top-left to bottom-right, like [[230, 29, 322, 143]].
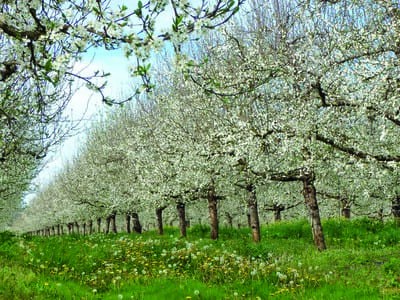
[[13, 1, 400, 250]]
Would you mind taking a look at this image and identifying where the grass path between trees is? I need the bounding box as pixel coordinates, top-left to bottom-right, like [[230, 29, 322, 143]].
[[0, 219, 399, 299]]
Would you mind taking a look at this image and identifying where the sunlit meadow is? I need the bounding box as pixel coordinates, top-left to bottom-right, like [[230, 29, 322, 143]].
[[1, 219, 400, 299]]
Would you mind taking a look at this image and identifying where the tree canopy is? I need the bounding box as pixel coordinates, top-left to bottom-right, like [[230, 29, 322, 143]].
[[7, 1, 400, 249], [0, 0, 244, 229]]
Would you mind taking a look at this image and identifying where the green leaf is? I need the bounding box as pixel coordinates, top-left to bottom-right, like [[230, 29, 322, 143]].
[[172, 15, 184, 32], [133, 65, 149, 76], [44, 59, 52, 72]]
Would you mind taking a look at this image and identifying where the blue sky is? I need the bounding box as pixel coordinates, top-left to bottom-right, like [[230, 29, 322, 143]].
[[27, 48, 132, 197]]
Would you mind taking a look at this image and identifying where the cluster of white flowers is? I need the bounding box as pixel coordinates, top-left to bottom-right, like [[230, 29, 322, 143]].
[[9, 0, 400, 236]]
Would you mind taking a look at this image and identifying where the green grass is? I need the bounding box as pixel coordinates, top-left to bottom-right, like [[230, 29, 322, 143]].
[[0, 219, 399, 299]]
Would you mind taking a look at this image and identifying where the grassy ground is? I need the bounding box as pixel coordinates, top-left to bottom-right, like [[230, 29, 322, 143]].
[[0, 219, 399, 299]]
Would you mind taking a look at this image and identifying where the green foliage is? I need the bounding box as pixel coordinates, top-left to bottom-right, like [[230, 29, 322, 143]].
[[323, 218, 400, 248], [1, 219, 400, 299], [0, 231, 15, 244]]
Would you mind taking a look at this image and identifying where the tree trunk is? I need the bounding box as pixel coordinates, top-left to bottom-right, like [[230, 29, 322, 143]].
[[340, 198, 351, 219], [105, 215, 111, 234], [111, 212, 117, 233], [97, 218, 101, 233], [83, 222, 87, 235], [341, 207, 351, 219], [208, 185, 219, 240], [378, 208, 384, 222], [246, 212, 251, 228], [225, 212, 233, 228], [274, 209, 282, 222], [273, 204, 284, 222], [74, 221, 80, 234], [302, 172, 326, 251], [247, 184, 261, 243], [132, 212, 142, 234], [105, 212, 117, 234], [156, 206, 167, 235], [56, 224, 60, 235], [68, 222, 73, 234], [392, 196, 400, 226], [177, 202, 187, 237], [88, 220, 93, 234], [126, 213, 131, 233]]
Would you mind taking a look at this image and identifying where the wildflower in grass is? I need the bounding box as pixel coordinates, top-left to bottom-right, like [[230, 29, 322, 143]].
[[194, 290, 200, 296], [288, 268, 299, 278], [276, 271, 287, 281]]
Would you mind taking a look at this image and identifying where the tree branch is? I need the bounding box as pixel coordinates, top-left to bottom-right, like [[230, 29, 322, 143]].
[[316, 133, 400, 162]]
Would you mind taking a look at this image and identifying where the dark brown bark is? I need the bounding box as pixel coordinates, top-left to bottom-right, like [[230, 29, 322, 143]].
[[156, 206, 167, 235], [247, 184, 261, 243], [274, 208, 282, 222], [302, 172, 326, 251], [225, 212, 233, 228], [246, 213, 251, 227], [67, 222, 73, 234], [177, 202, 187, 237], [341, 207, 351, 219], [88, 220, 93, 234], [97, 218, 101, 233], [74, 221, 80, 234], [392, 196, 400, 226], [132, 212, 142, 234], [317, 191, 351, 219], [111, 212, 117, 233], [83, 223, 87, 235], [316, 133, 400, 163], [208, 185, 219, 240], [271, 202, 303, 220], [105, 215, 111, 234], [340, 198, 352, 219], [105, 212, 117, 234], [126, 214, 131, 233], [378, 208, 384, 222], [56, 224, 60, 235]]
